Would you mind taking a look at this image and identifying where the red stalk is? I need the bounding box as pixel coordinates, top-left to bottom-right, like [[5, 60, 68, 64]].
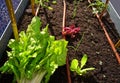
[[62, 0, 71, 83], [62, 0, 66, 39]]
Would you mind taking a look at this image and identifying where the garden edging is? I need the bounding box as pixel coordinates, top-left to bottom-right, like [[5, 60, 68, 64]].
[[102, 0, 120, 36], [0, 0, 28, 58]]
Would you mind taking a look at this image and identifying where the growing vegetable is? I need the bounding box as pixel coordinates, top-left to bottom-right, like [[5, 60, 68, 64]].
[[70, 54, 95, 75], [72, 0, 83, 18], [62, 25, 80, 38], [68, 33, 84, 52], [35, 0, 57, 10], [100, 0, 109, 18], [0, 16, 68, 83], [88, 0, 106, 14]]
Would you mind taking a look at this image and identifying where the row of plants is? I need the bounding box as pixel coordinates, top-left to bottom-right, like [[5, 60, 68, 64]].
[[0, 0, 120, 83]]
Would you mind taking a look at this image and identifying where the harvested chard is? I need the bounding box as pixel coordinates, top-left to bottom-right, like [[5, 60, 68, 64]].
[[0, 16, 68, 83]]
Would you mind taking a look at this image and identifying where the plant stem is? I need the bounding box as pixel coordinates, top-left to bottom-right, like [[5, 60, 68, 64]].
[[72, 0, 77, 18], [68, 33, 84, 52], [75, 33, 84, 51], [62, 0, 71, 83], [62, 0, 66, 30], [35, 2, 41, 16], [5, 0, 19, 40], [72, 0, 81, 18], [88, 0, 120, 64], [100, 0, 109, 18]]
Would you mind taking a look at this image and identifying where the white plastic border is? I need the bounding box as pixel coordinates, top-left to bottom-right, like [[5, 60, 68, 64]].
[[0, 0, 29, 57], [102, 0, 120, 36]]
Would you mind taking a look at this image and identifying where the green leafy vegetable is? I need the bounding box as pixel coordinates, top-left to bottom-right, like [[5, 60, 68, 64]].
[[0, 16, 68, 83], [88, 0, 106, 14], [70, 54, 95, 76]]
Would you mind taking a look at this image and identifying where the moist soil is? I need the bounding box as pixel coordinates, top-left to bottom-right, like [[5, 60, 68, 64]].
[[0, 0, 120, 83]]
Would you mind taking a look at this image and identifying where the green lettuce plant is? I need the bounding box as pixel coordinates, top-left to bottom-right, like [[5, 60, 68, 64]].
[[0, 16, 68, 83], [70, 54, 95, 75]]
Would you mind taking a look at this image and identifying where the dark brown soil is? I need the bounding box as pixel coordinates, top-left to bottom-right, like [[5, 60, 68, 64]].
[[0, 0, 120, 83]]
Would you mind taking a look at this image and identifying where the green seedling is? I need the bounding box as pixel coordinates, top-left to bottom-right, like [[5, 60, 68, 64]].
[[35, 0, 57, 10], [52, 0, 57, 4], [88, 0, 106, 14], [72, 0, 83, 18], [68, 33, 84, 52], [70, 54, 95, 75]]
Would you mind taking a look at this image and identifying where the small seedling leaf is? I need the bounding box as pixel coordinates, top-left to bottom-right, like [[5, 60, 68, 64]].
[[70, 59, 79, 71], [80, 54, 87, 69], [80, 67, 95, 74]]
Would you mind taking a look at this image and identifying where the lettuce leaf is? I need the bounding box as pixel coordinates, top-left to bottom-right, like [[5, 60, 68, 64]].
[[0, 16, 68, 83]]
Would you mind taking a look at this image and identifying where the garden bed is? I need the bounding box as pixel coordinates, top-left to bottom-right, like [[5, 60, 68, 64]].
[[0, 0, 120, 83]]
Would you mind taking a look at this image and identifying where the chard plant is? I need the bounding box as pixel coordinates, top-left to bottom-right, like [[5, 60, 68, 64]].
[[0, 16, 68, 83], [70, 54, 95, 76], [62, 25, 80, 38]]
